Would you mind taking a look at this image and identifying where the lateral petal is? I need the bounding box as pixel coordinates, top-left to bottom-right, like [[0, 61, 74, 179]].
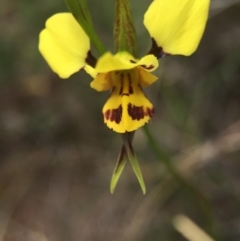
[[138, 67, 158, 87], [90, 72, 113, 92], [144, 0, 210, 56], [39, 13, 90, 78]]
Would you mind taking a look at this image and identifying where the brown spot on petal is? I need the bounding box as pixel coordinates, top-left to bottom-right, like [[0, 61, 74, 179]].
[[141, 64, 154, 70], [127, 73, 133, 94], [104, 105, 122, 124], [128, 104, 144, 120], [147, 107, 155, 118], [128, 104, 154, 121], [147, 38, 170, 59], [85, 51, 97, 67], [119, 73, 124, 95], [105, 109, 111, 120], [119, 73, 134, 96]]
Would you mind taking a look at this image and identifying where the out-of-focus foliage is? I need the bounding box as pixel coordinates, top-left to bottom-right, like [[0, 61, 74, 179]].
[[0, 0, 240, 241]]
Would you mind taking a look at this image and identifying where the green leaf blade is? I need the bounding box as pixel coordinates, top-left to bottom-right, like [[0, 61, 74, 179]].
[[64, 0, 106, 55]]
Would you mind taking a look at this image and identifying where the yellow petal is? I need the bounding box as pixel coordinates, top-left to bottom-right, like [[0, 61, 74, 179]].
[[102, 70, 154, 133], [138, 67, 158, 87], [144, 0, 210, 56], [137, 54, 159, 72], [90, 73, 113, 91], [39, 13, 90, 79], [95, 52, 136, 73]]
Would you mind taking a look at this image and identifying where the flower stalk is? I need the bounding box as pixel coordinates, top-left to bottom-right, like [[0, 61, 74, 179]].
[[64, 0, 106, 55]]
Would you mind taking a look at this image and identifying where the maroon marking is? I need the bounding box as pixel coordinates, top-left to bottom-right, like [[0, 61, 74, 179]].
[[147, 107, 154, 118], [147, 38, 171, 59], [127, 73, 134, 94], [119, 73, 133, 96], [105, 110, 111, 120], [131, 59, 155, 70], [111, 105, 122, 123], [141, 64, 154, 70], [85, 51, 97, 67], [128, 103, 154, 121], [104, 105, 122, 124], [128, 104, 144, 121], [119, 73, 124, 95]]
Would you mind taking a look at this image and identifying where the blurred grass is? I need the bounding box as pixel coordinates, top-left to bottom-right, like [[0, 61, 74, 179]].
[[0, 0, 240, 241]]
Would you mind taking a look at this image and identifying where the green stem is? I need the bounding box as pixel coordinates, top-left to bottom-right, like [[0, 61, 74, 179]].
[[64, 0, 106, 55]]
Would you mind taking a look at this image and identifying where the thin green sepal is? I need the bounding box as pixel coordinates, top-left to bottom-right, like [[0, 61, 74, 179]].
[[122, 132, 146, 194], [110, 146, 127, 193]]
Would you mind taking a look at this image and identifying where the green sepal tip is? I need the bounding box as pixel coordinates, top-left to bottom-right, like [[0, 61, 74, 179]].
[[122, 132, 146, 194], [110, 146, 127, 193]]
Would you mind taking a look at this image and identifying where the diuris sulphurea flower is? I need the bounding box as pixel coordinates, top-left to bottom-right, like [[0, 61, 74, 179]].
[[86, 52, 159, 133], [39, 12, 159, 133], [39, 0, 210, 193]]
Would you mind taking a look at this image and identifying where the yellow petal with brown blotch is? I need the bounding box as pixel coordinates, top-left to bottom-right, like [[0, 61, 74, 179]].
[[144, 0, 210, 56], [102, 69, 154, 133]]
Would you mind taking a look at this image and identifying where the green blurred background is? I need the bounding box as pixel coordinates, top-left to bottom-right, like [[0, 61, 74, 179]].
[[0, 0, 240, 240]]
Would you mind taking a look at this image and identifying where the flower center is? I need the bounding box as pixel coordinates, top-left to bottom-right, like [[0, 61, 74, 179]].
[[111, 69, 138, 96]]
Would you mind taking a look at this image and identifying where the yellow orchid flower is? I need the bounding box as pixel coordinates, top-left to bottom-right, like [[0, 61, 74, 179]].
[[39, 13, 158, 133], [39, 0, 210, 134], [87, 52, 158, 133]]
